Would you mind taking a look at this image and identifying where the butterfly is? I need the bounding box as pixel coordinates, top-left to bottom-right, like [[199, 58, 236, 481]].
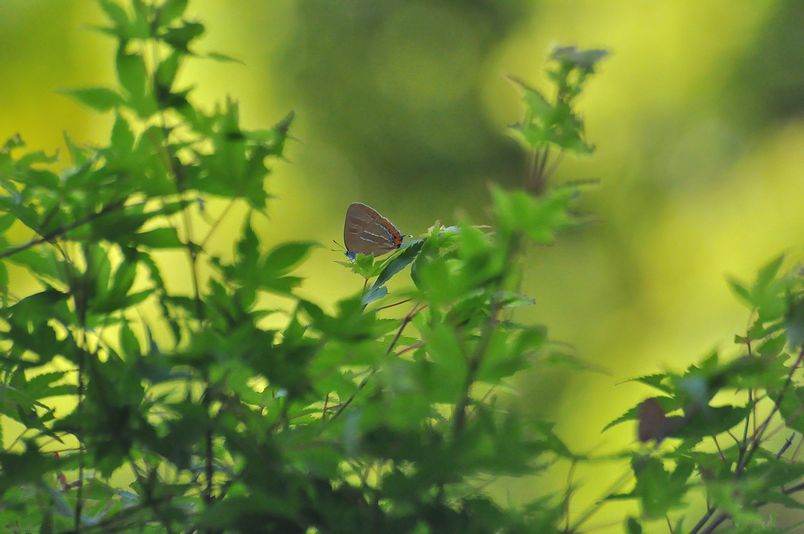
[[343, 202, 404, 260]]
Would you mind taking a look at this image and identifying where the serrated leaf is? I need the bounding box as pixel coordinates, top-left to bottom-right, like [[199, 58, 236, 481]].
[[625, 373, 673, 394], [631, 455, 690, 518]]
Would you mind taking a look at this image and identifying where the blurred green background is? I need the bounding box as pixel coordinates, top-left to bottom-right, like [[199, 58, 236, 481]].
[[2, 0, 803, 528]]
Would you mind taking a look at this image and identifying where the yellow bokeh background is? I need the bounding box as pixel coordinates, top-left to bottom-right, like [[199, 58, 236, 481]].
[[2, 0, 802, 530]]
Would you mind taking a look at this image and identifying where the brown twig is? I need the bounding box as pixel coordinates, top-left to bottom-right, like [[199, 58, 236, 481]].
[[374, 298, 413, 312]]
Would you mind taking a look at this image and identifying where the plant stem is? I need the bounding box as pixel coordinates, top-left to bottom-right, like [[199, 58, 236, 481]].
[[74, 344, 86, 534], [452, 294, 501, 436], [0, 198, 127, 260], [566, 468, 633, 532], [699, 481, 804, 534], [690, 347, 804, 534], [736, 348, 803, 475], [330, 303, 426, 420]]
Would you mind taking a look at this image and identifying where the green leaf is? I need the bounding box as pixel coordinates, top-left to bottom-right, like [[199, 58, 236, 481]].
[[491, 185, 576, 243], [110, 113, 134, 152], [786, 293, 804, 347], [676, 404, 752, 442], [727, 276, 751, 306], [625, 373, 673, 394], [361, 284, 388, 306], [0, 262, 7, 297], [117, 48, 147, 96], [162, 21, 205, 51], [372, 240, 424, 289], [158, 0, 188, 26], [361, 240, 424, 305], [479, 327, 544, 382], [755, 254, 785, 292], [748, 254, 786, 321], [509, 76, 551, 122], [133, 227, 183, 249], [156, 50, 182, 88], [61, 87, 123, 111], [0, 443, 60, 495], [425, 323, 467, 384], [116, 46, 154, 116], [779, 387, 804, 433], [97, 0, 130, 35], [119, 322, 142, 358], [631, 455, 690, 518], [8, 248, 65, 285], [341, 252, 385, 279], [262, 241, 317, 276], [0, 214, 16, 233]]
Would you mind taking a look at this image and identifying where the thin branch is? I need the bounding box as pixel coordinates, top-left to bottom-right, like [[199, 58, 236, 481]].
[[199, 198, 237, 250], [792, 434, 803, 462], [374, 298, 413, 312], [543, 152, 565, 182], [452, 294, 501, 436], [525, 148, 538, 190], [564, 460, 578, 532], [711, 436, 727, 463], [536, 146, 551, 186], [74, 338, 87, 533], [726, 430, 741, 447], [145, 30, 214, 508], [329, 303, 426, 420], [776, 433, 796, 460], [396, 341, 424, 356], [736, 348, 803, 476], [691, 347, 804, 534], [567, 468, 633, 532], [0, 198, 127, 260], [450, 234, 519, 438], [689, 507, 716, 534]]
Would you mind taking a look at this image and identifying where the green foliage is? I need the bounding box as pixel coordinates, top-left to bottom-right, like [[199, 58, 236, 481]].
[[0, 2, 801, 534], [604, 258, 803, 532]]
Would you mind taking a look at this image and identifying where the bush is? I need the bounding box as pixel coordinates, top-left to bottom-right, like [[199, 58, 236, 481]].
[[0, 2, 800, 532]]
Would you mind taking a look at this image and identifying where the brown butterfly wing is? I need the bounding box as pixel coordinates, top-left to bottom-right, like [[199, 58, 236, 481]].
[[344, 202, 403, 256]]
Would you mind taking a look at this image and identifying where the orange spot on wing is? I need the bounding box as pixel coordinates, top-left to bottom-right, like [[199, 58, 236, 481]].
[[379, 219, 402, 247]]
